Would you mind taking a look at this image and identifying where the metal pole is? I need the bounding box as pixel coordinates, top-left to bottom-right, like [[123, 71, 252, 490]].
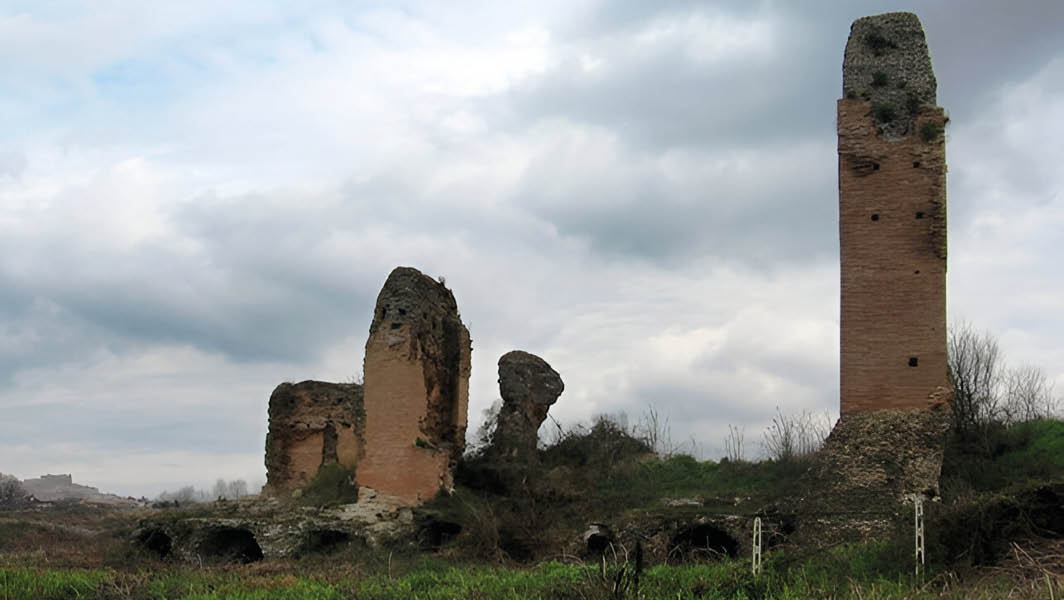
[[752, 517, 763, 577], [914, 497, 925, 578]]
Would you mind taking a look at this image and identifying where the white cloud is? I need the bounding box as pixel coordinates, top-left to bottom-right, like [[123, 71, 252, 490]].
[[0, 1, 1061, 495]]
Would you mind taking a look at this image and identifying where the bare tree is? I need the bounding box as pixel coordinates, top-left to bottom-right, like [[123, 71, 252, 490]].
[[1002, 365, 1058, 424], [723, 424, 745, 462], [226, 479, 249, 499], [761, 407, 832, 462], [0, 473, 29, 507], [211, 478, 251, 500], [948, 321, 1003, 433]]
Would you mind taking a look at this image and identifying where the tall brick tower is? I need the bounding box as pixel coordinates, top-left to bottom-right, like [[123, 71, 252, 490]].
[[838, 12, 949, 415]]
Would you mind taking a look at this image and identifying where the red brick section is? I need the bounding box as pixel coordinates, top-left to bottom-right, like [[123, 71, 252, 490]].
[[838, 100, 949, 414]]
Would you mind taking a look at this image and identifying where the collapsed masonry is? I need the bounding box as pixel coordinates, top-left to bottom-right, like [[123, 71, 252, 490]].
[[264, 266, 471, 506], [492, 350, 564, 460], [817, 12, 952, 506], [264, 382, 365, 495]]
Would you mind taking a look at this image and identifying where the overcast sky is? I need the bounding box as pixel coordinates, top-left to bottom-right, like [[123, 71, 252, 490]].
[[2, 1, 1061, 498]]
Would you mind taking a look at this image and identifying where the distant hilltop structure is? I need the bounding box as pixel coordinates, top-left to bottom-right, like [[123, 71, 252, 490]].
[[19, 473, 136, 505]]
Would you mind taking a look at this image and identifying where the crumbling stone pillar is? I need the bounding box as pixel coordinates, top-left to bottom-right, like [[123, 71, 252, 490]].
[[358, 267, 472, 505], [493, 350, 564, 460], [263, 381, 365, 496]]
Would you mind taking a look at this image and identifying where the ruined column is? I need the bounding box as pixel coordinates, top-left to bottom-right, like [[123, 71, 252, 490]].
[[358, 267, 471, 505], [493, 350, 564, 460], [838, 12, 950, 414]]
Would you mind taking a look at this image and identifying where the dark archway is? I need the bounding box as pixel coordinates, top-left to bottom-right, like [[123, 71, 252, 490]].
[[297, 529, 356, 556], [197, 527, 264, 563], [670, 523, 740, 561], [135, 527, 172, 558]]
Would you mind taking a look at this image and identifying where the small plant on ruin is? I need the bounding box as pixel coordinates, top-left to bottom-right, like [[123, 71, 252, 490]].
[[872, 103, 897, 124], [920, 121, 943, 142], [864, 30, 897, 56], [299, 464, 358, 507], [906, 92, 922, 116], [871, 71, 888, 87]]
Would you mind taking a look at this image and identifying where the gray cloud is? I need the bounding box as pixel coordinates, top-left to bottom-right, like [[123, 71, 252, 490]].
[[1, 1, 1061, 495]]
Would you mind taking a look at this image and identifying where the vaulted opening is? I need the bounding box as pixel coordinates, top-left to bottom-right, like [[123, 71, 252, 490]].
[[135, 527, 172, 558], [297, 529, 355, 556], [197, 527, 264, 564], [669, 524, 739, 561]]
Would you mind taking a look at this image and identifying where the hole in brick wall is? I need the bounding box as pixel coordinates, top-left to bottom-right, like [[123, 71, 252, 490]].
[[380, 307, 386, 318], [914, 270, 921, 274], [873, 163, 880, 171], [916, 212, 925, 219], [871, 214, 880, 221], [398, 308, 407, 316], [909, 357, 919, 367], [913, 161, 921, 168], [390, 323, 402, 330]]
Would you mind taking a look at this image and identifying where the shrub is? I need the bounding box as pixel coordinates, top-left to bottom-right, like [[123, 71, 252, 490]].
[[871, 71, 888, 87], [300, 464, 358, 507], [872, 103, 897, 123], [864, 31, 897, 56], [921, 121, 943, 142]]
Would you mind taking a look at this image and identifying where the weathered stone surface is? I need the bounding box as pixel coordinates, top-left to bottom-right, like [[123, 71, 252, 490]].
[[843, 12, 936, 138], [358, 267, 472, 506], [809, 394, 952, 510], [134, 491, 415, 562], [838, 11, 949, 415], [263, 381, 365, 496], [494, 350, 564, 458]]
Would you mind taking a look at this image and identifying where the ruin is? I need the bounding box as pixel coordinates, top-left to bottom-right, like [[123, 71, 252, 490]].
[[838, 11, 950, 414], [358, 267, 472, 505], [263, 381, 365, 496], [263, 266, 470, 506], [492, 350, 564, 460], [815, 12, 953, 504]]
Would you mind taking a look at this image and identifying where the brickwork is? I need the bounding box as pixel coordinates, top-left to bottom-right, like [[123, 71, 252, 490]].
[[263, 267, 470, 507], [838, 12, 949, 414], [358, 267, 471, 505], [263, 381, 365, 495]]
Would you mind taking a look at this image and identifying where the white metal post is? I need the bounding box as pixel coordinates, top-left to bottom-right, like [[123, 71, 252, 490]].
[[752, 517, 763, 577], [914, 497, 925, 578]]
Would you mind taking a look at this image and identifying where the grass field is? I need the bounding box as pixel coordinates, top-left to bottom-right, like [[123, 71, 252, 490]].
[[2, 419, 1061, 599], [0, 545, 1059, 600]]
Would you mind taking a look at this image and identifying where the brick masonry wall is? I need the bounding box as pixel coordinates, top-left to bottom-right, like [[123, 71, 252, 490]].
[[838, 98, 949, 414], [358, 267, 471, 506]]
